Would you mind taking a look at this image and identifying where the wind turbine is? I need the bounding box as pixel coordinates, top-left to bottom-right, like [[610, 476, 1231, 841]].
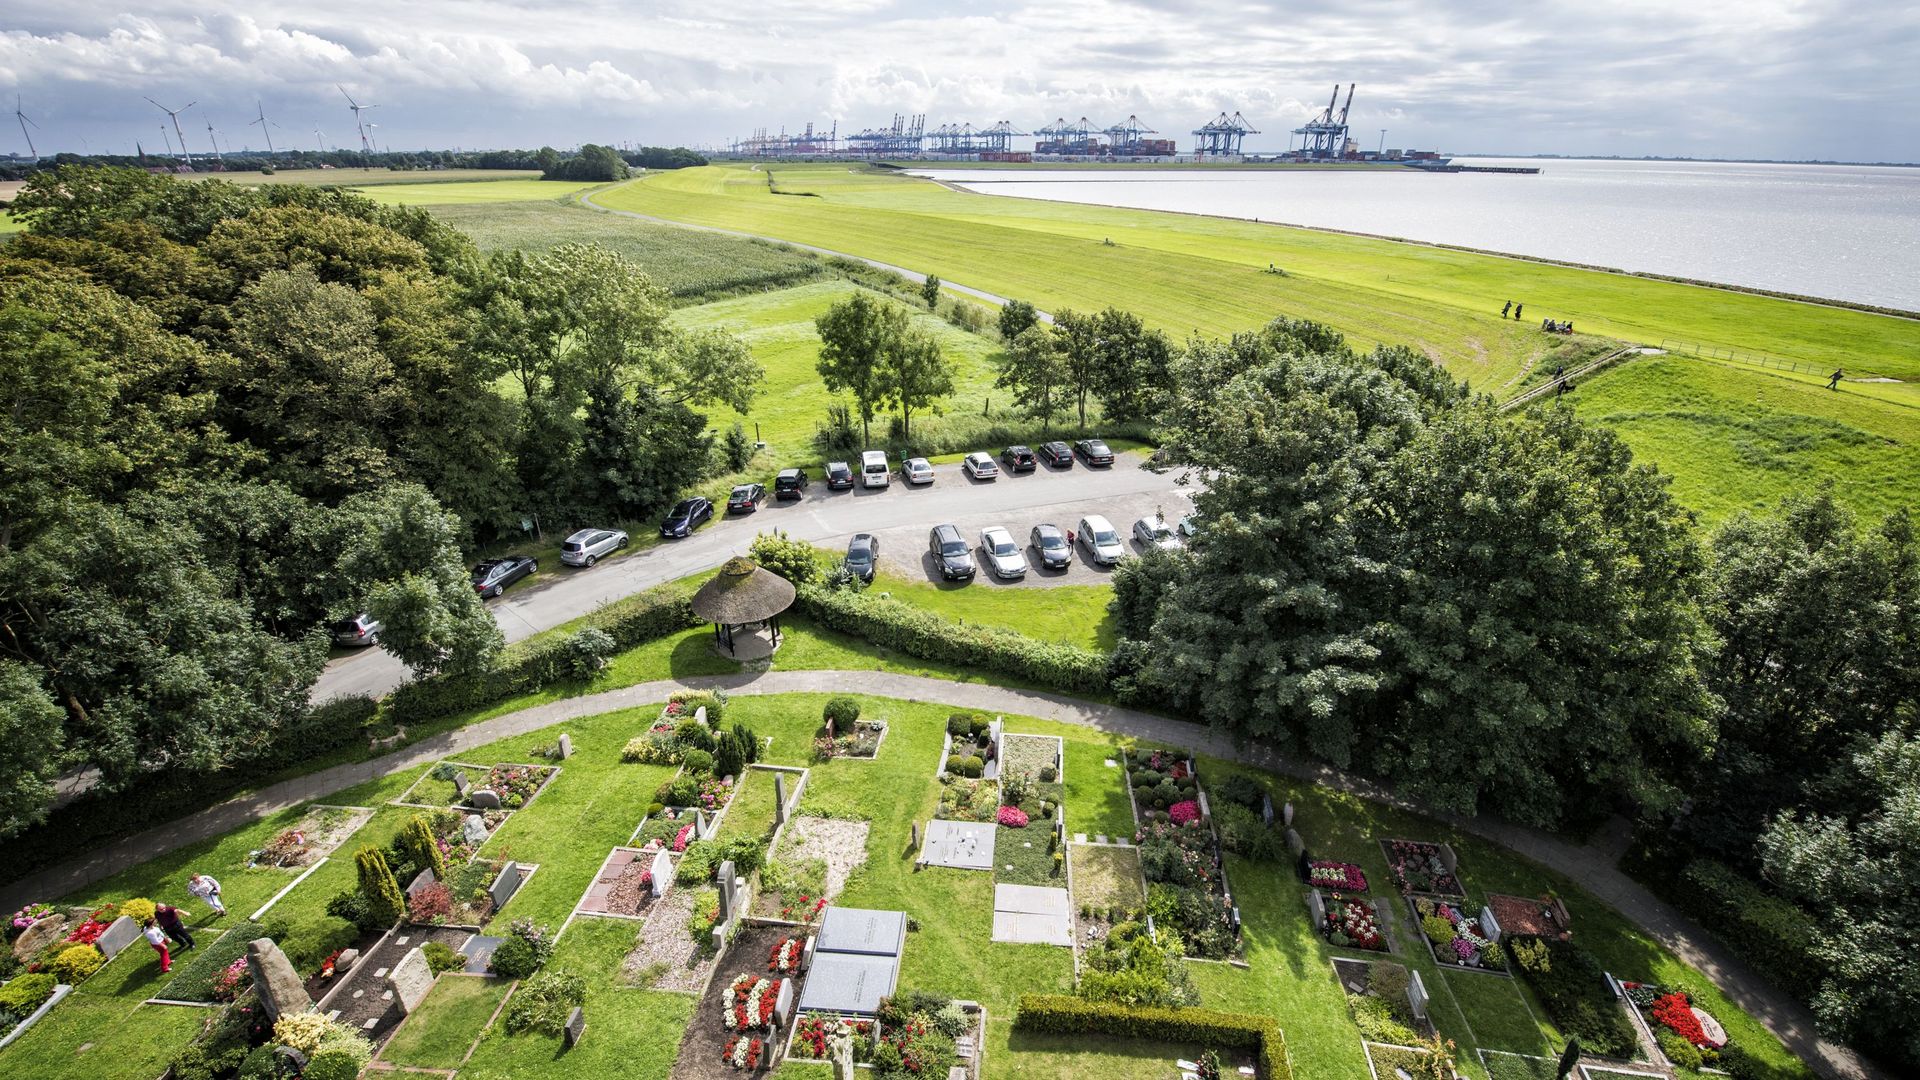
[[338, 85, 377, 153], [315, 127, 327, 153], [365, 122, 381, 154], [145, 97, 195, 164], [159, 124, 176, 159], [251, 100, 277, 155], [13, 95, 37, 159], [205, 118, 224, 163]]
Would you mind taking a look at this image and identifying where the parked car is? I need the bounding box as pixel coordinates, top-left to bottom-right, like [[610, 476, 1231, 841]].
[[1076, 515, 1126, 566], [775, 468, 809, 500], [844, 533, 880, 583], [471, 555, 538, 598], [962, 452, 1000, 480], [1038, 441, 1074, 468], [1132, 516, 1182, 551], [331, 613, 381, 647], [929, 524, 976, 580], [727, 483, 767, 513], [560, 528, 629, 567], [903, 457, 935, 485], [979, 526, 1026, 579], [861, 449, 891, 489], [1075, 438, 1116, 467], [825, 461, 855, 490], [1178, 512, 1202, 539], [1000, 445, 1038, 473], [1030, 523, 1073, 570], [659, 497, 713, 538]]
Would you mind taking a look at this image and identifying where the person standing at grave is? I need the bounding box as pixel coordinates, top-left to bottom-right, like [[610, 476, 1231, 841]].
[[154, 902, 195, 950], [142, 919, 173, 973], [1501, 300, 1512, 318], [187, 872, 227, 916], [1515, 302, 1524, 320]]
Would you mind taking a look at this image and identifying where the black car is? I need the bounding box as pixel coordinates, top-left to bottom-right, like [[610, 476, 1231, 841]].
[[928, 524, 976, 581], [1075, 438, 1115, 467], [1030, 524, 1073, 570], [472, 555, 538, 598], [1000, 445, 1037, 473], [660, 497, 713, 538], [1038, 441, 1074, 468], [845, 533, 880, 583], [727, 483, 767, 513], [774, 468, 809, 500], [825, 461, 855, 490]]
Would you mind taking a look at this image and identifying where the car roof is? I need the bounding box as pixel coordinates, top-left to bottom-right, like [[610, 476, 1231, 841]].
[[967, 452, 990, 461], [828, 460, 850, 470], [908, 457, 930, 466], [565, 528, 596, 541], [1007, 445, 1031, 452], [1083, 514, 1115, 531], [932, 523, 961, 538], [983, 525, 1012, 538], [850, 533, 875, 546], [1043, 440, 1068, 449], [732, 483, 756, 492], [1034, 523, 1063, 537], [474, 559, 502, 569]]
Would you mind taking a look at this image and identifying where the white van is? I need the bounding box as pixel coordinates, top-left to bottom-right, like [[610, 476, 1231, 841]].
[[860, 449, 891, 489]]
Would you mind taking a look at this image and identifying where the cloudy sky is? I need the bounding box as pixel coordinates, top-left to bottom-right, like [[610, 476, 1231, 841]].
[[3, 0, 1915, 161]]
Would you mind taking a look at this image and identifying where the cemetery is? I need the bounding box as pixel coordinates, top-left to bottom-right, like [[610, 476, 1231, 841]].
[[0, 691, 1814, 1080]]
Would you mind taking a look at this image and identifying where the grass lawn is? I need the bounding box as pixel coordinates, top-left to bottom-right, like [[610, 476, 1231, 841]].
[[593, 164, 1920, 388], [182, 167, 544, 187], [1059, 739, 1138, 838], [1571, 354, 1920, 525], [0, 997, 207, 1080], [348, 179, 605, 205], [378, 975, 511, 1069], [869, 569, 1117, 650], [713, 766, 782, 843], [1442, 969, 1561, 1057]]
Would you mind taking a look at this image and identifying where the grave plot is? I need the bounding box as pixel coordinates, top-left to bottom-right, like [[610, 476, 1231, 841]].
[[1480, 1049, 1567, 1080], [617, 886, 715, 993], [813, 697, 888, 761], [1622, 980, 1737, 1072], [785, 1012, 876, 1065], [1365, 1039, 1460, 1079], [754, 815, 870, 922], [934, 778, 1000, 824], [405, 855, 538, 929], [394, 759, 559, 814], [1412, 896, 1510, 974], [794, 907, 905, 1018], [919, 819, 996, 871], [1309, 888, 1391, 953], [633, 804, 717, 852], [1332, 957, 1437, 1046], [244, 805, 375, 870], [669, 924, 799, 1080], [992, 883, 1072, 947], [1487, 892, 1574, 943], [1124, 750, 1242, 960], [1380, 838, 1468, 899], [577, 846, 677, 920], [1068, 842, 1148, 947], [1509, 938, 1643, 1061], [315, 925, 474, 1046], [941, 712, 1002, 780], [374, 973, 513, 1071]]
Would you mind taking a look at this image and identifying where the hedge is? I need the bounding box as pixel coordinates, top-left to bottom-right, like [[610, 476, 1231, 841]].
[[160, 920, 266, 1003], [1674, 859, 1823, 1001], [1510, 939, 1636, 1058], [1014, 995, 1292, 1080], [799, 588, 1109, 697], [385, 582, 699, 727]]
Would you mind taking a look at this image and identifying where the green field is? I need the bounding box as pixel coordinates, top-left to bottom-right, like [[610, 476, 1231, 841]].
[[868, 569, 1117, 650], [592, 164, 1920, 391], [350, 178, 606, 205], [185, 167, 544, 187], [1571, 354, 1920, 524]]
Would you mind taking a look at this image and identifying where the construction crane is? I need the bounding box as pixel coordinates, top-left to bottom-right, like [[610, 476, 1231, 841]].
[[1293, 83, 1356, 158], [1191, 111, 1258, 158]]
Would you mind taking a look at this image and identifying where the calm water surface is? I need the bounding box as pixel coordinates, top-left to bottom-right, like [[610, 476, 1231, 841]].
[[915, 159, 1920, 310]]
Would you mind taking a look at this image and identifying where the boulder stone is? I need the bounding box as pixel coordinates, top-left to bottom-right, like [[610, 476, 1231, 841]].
[[468, 788, 503, 810], [335, 948, 359, 974], [12, 914, 70, 962], [462, 814, 491, 846], [246, 938, 313, 1022]]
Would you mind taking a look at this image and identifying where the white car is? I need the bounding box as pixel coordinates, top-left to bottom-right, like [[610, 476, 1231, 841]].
[[560, 528, 629, 567], [1077, 515, 1126, 566], [979, 526, 1026, 579], [962, 452, 1000, 480], [1132, 517, 1183, 551], [903, 457, 935, 485], [860, 449, 891, 489]]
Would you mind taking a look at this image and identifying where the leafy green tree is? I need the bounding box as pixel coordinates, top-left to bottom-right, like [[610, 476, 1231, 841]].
[[1049, 309, 1105, 430], [998, 299, 1039, 342], [652, 328, 764, 413], [815, 292, 907, 444], [335, 485, 503, 677], [0, 661, 67, 838], [994, 324, 1069, 431], [749, 530, 823, 588], [880, 327, 952, 441], [581, 377, 712, 519], [542, 144, 630, 182], [921, 274, 941, 309], [356, 847, 405, 927], [1088, 307, 1177, 425]]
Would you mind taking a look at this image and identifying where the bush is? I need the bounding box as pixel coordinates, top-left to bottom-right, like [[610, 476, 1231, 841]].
[[49, 944, 104, 983], [489, 934, 539, 978], [356, 847, 404, 927], [1211, 774, 1268, 812], [1213, 803, 1275, 859], [674, 718, 716, 752], [119, 898, 157, 925], [504, 969, 587, 1034], [1658, 1030, 1704, 1070], [823, 696, 861, 729], [749, 530, 823, 588], [1674, 859, 1823, 1001], [1013, 995, 1291, 1080], [621, 732, 682, 765], [159, 920, 265, 1002], [950, 755, 984, 779], [1348, 992, 1421, 1045], [1511, 938, 1636, 1057], [273, 1013, 335, 1054], [1422, 915, 1457, 945], [1039, 765, 1057, 783], [713, 731, 746, 779], [946, 714, 973, 737], [326, 889, 382, 933], [263, 912, 359, 975], [558, 628, 616, 680], [0, 971, 55, 1012], [423, 941, 465, 975], [681, 748, 715, 776], [800, 588, 1109, 696], [304, 1027, 374, 1080]]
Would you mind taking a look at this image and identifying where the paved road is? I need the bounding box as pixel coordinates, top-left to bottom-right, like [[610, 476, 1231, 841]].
[[315, 453, 1188, 700]]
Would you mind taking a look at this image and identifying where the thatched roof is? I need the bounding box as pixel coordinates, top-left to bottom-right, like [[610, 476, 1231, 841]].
[[690, 556, 797, 625]]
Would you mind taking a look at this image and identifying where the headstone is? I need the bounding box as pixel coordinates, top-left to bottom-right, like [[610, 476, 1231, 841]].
[[1285, 828, 1304, 857], [274, 1046, 309, 1075], [407, 867, 438, 899], [489, 861, 524, 912], [1230, 905, 1242, 934], [693, 809, 711, 839], [648, 848, 673, 898], [246, 937, 313, 1022], [462, 814, 491, 846], [774, 774, 788, 825], [1283, 800, 1295, 827], [716, 860, 737, 926], [556, 733, 573, 760], [11, 914, 69, 962], [830, 1027, 856, 1080], [563, 1006, 586, 1048], [1692, 1007, 1727, 1048], [1408, 970, 1430, 1020], [335, 948, 359, 974], [388, 946, 434, 1014], [469, 788, 503, 810], [453, 771, 471, 798], [910, 822, 920, 850], [693, 705, 708, 726], [773, 978, 796, 1025], [801, 935, 816, 971], [1261, 793, 1276, 827], [94, 915, 142, 960], [1480, 905, 1503, 945], [1438, 844, 1458, 874], [1305, 889, 1328, 928], [1394, 1068, 1414, 1080]]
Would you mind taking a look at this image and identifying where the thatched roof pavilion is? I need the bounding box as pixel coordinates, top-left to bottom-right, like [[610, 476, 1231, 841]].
[[691, 557, 797, 655]]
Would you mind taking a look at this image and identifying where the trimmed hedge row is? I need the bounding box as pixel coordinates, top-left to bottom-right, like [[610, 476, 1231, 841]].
[[798, 588, 1109, 697], [160, 920, 265, 1003], [1674, 859, 1823, 1001], [385, 582, 699, 727], [1014, 995, 1292, 1080]]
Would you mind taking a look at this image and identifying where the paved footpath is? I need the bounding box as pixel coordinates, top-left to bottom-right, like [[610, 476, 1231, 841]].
[[0, 670, 1880, 1080]]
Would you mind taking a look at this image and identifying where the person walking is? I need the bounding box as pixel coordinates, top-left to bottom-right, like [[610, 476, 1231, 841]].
[[1828, 368, 1843, 391], [1514, 303, 1524, 320], [187, 873, 227, 917], [154, 902, 195, 951], [1501, 300, 1512, 318], [142, 920, 172, 973]]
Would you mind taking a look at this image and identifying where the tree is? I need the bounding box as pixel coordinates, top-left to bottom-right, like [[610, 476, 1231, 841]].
[[998, 299, 1040, 342], [881, 327, 952, 441], [543, 144, 630, 182], [356, 847, 405, 927], [338, 485, 503, 677], [580, 377, 712, 519], [815, 292, 907, 444], [921, 274, 941, 309], [750, 530, 823, 588], [1088, 308, 1177, 425], [0, 661, 66, 839], [1049, 309, 1104, 429], [993, 324, 1069, 431], [397, 814, 446, 881], [651, 328, 764, 413]]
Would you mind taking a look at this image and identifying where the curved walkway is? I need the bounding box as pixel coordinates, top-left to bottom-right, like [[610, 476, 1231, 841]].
[[0, 669, 1878, 1080]]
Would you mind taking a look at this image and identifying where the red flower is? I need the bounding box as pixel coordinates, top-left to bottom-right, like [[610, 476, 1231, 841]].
[[1651, 993, 1709, 1046]]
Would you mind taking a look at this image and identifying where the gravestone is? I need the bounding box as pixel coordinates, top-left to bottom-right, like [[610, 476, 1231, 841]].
[[1438, 844, 1458, 875], [406, 867, 437, 900], [1305, 889, 1328, 929], [469, 788, 503, 810], [715, 860, 737, 926], [774, 774, 788, 825], [693, 809, 712, 840], [1230, 906, 1242, 935], [274, 1047, 309, 1075], [388, 946, 434, 1014], [462, 814, 491, 847], [1283, 800, 1295, 827], [773, 978, 796, 1026], [1285, 828, 1304, 857], [1408, 970, 1430, 1021], [489, 861, 525, 912], [910, 822, 920, 850], [246, 937, 313, 1022], [563, 1006, 586, 1048], [335, 948, 359, 974], [801, 935, 816, 971], [693, 705, 708, 726], [1480, 905, 1503, 944], [648, 848, 673, 898], [453, 771, 471, 798], [1196, 791, 1210, 820], [556, 733, 573, 760], [11, 914, 68, 962], [95, 915, 142, 960], [1261, 793, 1275, 827]]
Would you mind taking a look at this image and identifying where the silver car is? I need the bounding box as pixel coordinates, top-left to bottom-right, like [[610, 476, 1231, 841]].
[[980, 526, 1026, 579], [1077, 515, 1126, 566], [903, 457, 935, 485], [331, 613, 381, 647], [1133, 517, 1183, 551], [560, 528, 629, 567], [962, 452, 1000, 480]]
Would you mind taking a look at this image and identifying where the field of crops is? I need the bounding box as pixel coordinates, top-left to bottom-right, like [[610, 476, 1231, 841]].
[[593, 164, 1920, 390], [1571, 354, 1920, 524]]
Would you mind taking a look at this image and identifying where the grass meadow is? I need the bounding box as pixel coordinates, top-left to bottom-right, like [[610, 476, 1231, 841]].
[[184, 167, 545, 187], [347, 178, 607, 205]]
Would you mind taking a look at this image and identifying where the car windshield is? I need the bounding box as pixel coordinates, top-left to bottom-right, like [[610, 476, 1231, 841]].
[[672, 501, 696, 515], [562, 542, 581, 551], [1089, 442, 1110, 454], [989, 537, 1017, 556], [847, 548, 872, 564], [1147, 524, 1172, 540], [1039, 533, 1064, 549], [731, 487, 752, 498], [1094, 529, 1119, 545], [940, 540, 967, 556], [865, 461, 885, 472]]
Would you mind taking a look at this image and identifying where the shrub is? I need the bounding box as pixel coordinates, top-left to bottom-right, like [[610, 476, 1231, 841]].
[[749, 530, 823, 587], [0, 971, 55, 1012], [422, 941, 465, 975], [1013, 995, 1291, 1080], [407, 882, 453, 923], [823, 696, 861, 729], [681, 748, 715, 776], [490, 935, 538, 978], [1039, 765, 1057, 783], [998, 806, 1030, 828], [355, 847, 404, 927], [713, 730, 747, 779], [1675, 859, 1823, 1001], [946, 714, 973, 737], [504, 969, 587, 1034], [326, 889, 381, 933], [263, 912, 359, 974], [800, 588, 1108, 696], [622, 732, 682, 765], [396, 814, 447, 883], [1659, 1030, 1704, 1070], [1511, 938, 1636, 1057], [1212, 774, 1267, 811], [1213, 803, 1275, 860], [1348, 992, 1421, 1045], [674, 718, 716, 753], [558, 627, 616, 680], [1422, 915, 1457, 945], [158, 920, 264, 1002], [304, 1027, 373, 1080], [49, 944, 104, 983], [669, 689, 729, 725], [119, 898, 157, 925], [951, 755, 984, 779], [273, 1013, 335, 1054]]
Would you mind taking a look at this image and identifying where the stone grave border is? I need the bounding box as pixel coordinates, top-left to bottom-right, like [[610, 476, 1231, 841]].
[[936, 716, 1003, 781], [368, 969, 512, 1070], [0, 983, 73, 1051], [1378, 838, 1470, 901], [1403, 895, 1512, 978], [822, 718, 890, 762], [389, 759, 562, 815], [1360, 1038, 1440, 1080], [778, 1007, 878, 1070], [1479, 1049, 1563, 1078], [777, 1000, 989, 1076], [412, 860, 541, 934], [726, 764, 811, 929], [1120, 748, 1244, 964], [1309, 888, 1399, 957], [249, 857, 334, 921]]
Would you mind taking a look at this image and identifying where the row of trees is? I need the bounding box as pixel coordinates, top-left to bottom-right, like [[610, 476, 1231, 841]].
[[0, 145, 707, 182], [0, 166, 761, 838]]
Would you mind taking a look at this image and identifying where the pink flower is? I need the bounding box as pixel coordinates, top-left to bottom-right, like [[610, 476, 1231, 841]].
[[1168, 800, 1200, 826], [997, 805, 1029, 828]]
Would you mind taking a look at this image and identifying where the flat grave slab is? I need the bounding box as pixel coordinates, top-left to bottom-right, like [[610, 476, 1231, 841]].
[[991, 885, 1072, 946], [458, 935, 502, 975], [794, 950, 899, 1017], [814, 907, 907, 957], [920, 820, 996, 871]]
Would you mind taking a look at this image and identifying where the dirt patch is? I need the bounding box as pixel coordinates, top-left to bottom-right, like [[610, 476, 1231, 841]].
[[670, 925, 795, 1080], [780, 817, 870, 899], [250, 805, 374, 869], [620, 887, 713, 993], [605, 861, 659, 919]]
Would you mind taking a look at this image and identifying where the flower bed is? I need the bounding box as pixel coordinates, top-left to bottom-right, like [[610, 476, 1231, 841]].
[[722, 974, 784, 1031], [935, 777, 1000, 822], [720, 1033, 769, 1070], [768, 936, 804, 974], [813, 720, 887, 761], [1622, 982, 1731, 1069], [1306, 861, 1369, 892], [788, 1013, 876, 1062], [1381, 839, 1466, 898], [997, 805, 1030, 828], [1122, 747, 1199, 825], [1320, 895, 1388, 951], [1413, 897, 1507, 972]]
